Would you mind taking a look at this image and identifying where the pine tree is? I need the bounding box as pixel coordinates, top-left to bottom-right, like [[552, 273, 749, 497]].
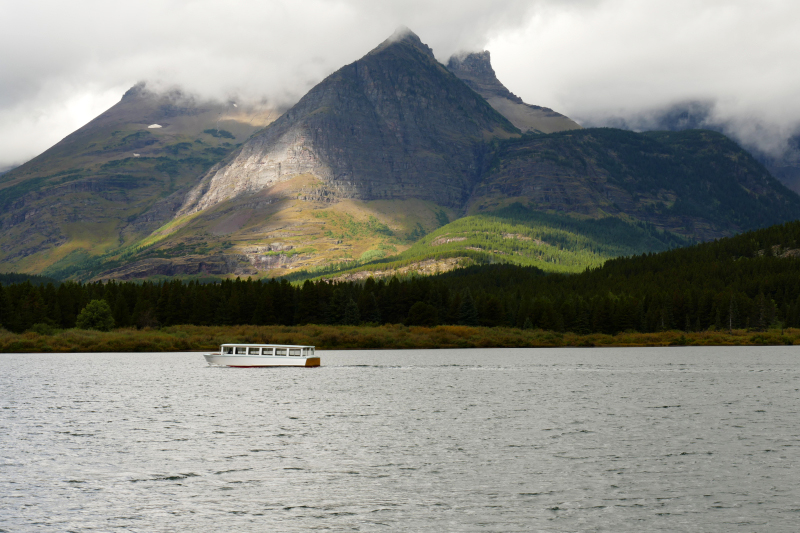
[[458, 289, 479, 326], [360, 292, 382, 324], [132, 294, 158, 329], [296, 280, 319, 324], [328, 288, 348, 324], [19, 284, 47, 332], [155, 284, 171, 325], [480, 295, 505, 327], [406, 301, 438, 326], [113, 296, 131, 328], [756, 292, 768, 331], [343, 298, 360, 325], [0, 285, 9, 330]]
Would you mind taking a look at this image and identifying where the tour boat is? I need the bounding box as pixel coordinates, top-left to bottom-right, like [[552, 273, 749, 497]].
[[204, 344, 320, 367]]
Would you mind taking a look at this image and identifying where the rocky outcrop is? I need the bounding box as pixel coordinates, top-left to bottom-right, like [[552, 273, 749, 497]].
[[96, 254, 256, 280], [178, 29, 519, 216], [447, 51, 582, 134], [321, 257, 467, 282], [447, 51, 524, 103], [179, 124, 332, 214]]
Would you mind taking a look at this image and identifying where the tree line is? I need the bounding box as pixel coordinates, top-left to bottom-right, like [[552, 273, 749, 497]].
[[4, 220, 800, 334]]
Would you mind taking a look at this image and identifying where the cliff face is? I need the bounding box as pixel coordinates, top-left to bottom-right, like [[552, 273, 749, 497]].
[[179, 30, 519, 216], [447, 51, 582, 135]]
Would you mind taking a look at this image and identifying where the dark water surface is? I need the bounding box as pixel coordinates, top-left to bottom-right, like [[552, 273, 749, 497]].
[[2, 347, 800, 532]]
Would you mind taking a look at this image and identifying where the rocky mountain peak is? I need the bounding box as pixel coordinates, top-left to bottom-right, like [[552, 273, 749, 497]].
[[447, 50, 582, 134], [447, 51, 522, 103], [121, 81, 150, 101], [178, 30, 518, 216], [367, 26, 435, 59]]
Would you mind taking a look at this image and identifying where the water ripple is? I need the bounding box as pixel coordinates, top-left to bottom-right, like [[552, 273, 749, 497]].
[[1, 346, 799, 531]]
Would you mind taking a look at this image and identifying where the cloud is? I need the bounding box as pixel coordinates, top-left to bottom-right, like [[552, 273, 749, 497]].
[[1, 0, 799, 167], [0, 0, 543, 168], [488, 0, 800, 156], [0, 82, 130, 170]]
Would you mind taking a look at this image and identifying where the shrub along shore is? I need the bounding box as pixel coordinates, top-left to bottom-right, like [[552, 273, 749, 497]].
[[0, 324, 797, 353]]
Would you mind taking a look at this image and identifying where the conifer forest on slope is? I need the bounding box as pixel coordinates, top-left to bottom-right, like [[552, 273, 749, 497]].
[[3, 220, 800, 338]]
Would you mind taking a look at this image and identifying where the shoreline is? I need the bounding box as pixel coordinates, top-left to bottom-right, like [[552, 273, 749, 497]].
[[1, 324, 798, 353]]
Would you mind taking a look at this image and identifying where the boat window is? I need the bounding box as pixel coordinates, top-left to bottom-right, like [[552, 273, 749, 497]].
[[223, 346, 234, 354], [236, 347, 247, 354], [275, 348, 287, 356], [248, 347, 259, 355], [302, 348, 308, 356], [262, 347, 274, 356], [289, 348, 301, 356], [310, 348, 314, 356]]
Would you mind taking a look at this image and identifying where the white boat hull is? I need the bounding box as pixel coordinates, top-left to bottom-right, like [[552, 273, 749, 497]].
[[203, 354, 320, 367]]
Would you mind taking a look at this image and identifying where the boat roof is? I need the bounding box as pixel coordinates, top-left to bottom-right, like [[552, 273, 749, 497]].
[[220, 343, 315, 348]]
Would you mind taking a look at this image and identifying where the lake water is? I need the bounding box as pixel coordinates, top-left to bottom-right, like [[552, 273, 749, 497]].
[[2, 347, 799, 532]]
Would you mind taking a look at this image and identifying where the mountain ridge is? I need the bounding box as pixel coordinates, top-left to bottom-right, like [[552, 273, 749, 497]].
[[178, 28, 519, 217], [1, 29, 799, 282], [0, 84, 282, 273]]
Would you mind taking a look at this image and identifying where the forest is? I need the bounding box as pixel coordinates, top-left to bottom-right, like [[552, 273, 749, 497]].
[[3, 219, 800, 337]]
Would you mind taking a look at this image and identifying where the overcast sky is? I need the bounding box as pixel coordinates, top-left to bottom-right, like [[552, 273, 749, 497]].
[[2, 0, 799, 170]]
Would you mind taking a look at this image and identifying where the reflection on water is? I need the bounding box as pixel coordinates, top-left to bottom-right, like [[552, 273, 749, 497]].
[[2, 347, 799, 531]]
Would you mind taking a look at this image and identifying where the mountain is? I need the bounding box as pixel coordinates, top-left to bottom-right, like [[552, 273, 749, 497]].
[[2, 29, 799, 283], [179, 28, 519, 216], [765, 135, 800, 196], [592, 101, 800, 195], [79, 28, 521, 280], [447, 51, 582, 134], [0, 83, 281, 274], [468, 128, 800, 240], [287, 128, 800, 282]]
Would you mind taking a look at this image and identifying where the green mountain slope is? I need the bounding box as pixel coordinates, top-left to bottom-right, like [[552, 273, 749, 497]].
[[281, 204, 689, 281], [0, 84, 281, 274], [469, 128, 800, 240]]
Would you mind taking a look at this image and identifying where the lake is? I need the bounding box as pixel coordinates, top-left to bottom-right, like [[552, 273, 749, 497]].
[[2, 347, 799, 531]]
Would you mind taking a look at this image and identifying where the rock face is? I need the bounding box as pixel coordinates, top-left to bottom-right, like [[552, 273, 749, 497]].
[[591, 100, 800, 196], [179, 29, 519, 216], [468, 129, 800, 240], [447, 51, 582, 134]]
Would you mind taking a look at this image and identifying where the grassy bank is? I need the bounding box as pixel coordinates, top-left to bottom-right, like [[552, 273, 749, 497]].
[[0, 325, 798, 353]]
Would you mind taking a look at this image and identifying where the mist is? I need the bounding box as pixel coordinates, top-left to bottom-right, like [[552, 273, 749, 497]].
[[1, 0, 799, 169], [489, 0, 800, 158]]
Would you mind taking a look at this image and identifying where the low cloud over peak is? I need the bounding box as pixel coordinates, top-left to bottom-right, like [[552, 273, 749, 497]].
[[1, 0, 799, 168], [488, 0, 800, 158]]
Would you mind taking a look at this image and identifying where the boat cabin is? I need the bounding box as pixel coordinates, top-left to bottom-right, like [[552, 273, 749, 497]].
[[219, 344, 315, 357]]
